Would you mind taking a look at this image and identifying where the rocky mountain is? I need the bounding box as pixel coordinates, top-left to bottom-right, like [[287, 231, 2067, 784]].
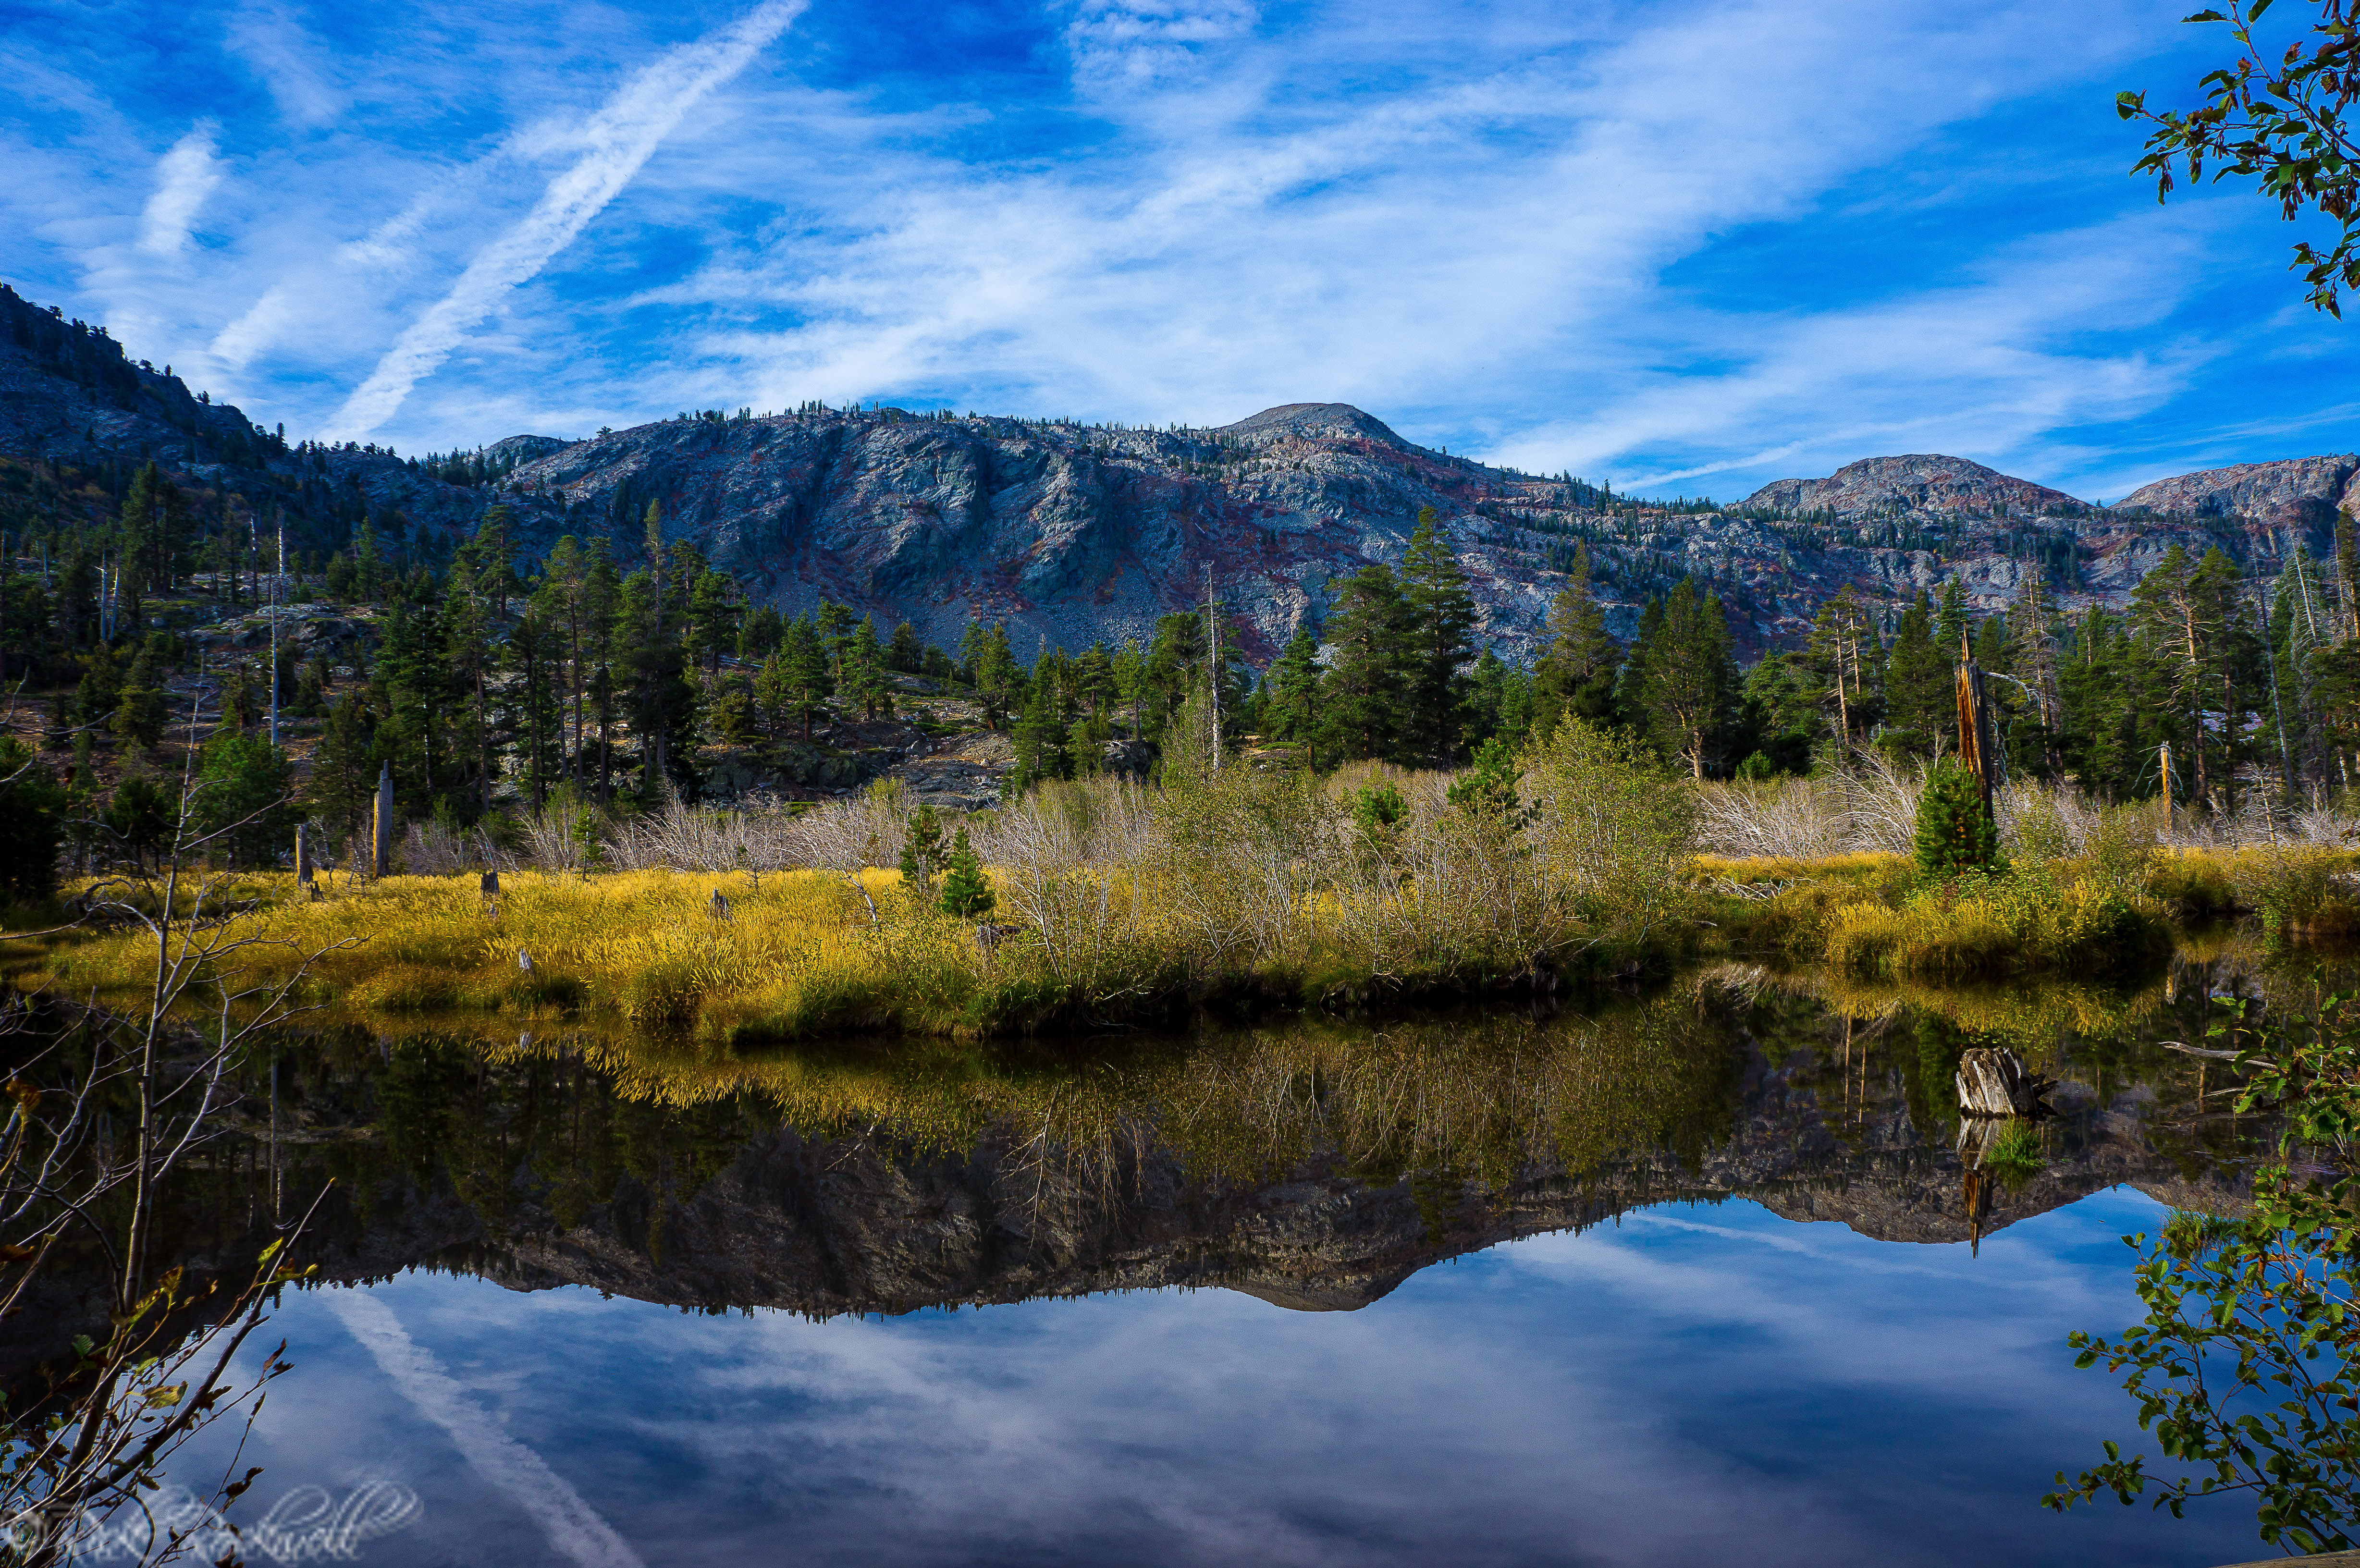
[[4, 281, 2354, 663], [1741, 453, 2085, 520]]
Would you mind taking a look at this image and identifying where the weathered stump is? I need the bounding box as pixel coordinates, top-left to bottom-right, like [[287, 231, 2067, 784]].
[[709, 889, 732, 921], [973, 922, 1022, 959], [370, 762, 395, 879], [1956, 1047, 2043, 1117]]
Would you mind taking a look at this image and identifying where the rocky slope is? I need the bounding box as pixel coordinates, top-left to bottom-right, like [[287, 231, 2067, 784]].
[[5, 281, 2354, 663]]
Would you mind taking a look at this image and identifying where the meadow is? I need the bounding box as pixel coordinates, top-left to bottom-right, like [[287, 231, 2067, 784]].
[[11, 720, 2359, 1040]]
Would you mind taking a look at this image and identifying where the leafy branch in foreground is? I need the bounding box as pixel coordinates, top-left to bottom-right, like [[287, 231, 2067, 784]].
[[2120, 0, 2360, 314], [2043, 984, 2360, 1553]]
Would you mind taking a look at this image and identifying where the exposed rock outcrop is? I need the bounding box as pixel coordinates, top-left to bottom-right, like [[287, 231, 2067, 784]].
[[1742, 453, 2086, 520]]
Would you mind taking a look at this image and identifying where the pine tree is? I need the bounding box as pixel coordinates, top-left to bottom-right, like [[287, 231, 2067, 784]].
[[974, 623, 1019, 730], [1319, 564, 1410, 762], [1934, 576, 1969, 660], [899, 802, 948, 893], [1882, 589, 1948, 755], [193, 729, 293, 867], [1915, 757, 2001, 879], [1625, 578, 1734, 778], [687, 569, 738, 675], [1533, 543, 1619, 734], [1010, 666, 1069, 792], [111, 641, 167, 749], [782, 614, 833, 737], [1263, 629, 1324, 762], [1399, 506, 1477, 763], [937, 827, 994, 918], [308, 693, 379, 841]]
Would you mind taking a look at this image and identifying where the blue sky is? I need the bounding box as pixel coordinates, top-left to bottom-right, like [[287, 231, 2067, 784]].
[[3, 0, 2355, 503]]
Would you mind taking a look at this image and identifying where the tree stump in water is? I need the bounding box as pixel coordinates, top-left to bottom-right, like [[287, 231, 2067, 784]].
[[1956, 1047, 2045, 1117]]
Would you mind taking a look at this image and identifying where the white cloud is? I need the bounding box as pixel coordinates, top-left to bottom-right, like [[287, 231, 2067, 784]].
[[321, 1290, 644, 1568], [323, 0, 808, 439], [137, 123, 222, 255], [223, 3, 348, 128]]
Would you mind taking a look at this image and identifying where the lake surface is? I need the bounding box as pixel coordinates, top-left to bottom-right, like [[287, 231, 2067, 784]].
[[41, 954, 2305, 1566]]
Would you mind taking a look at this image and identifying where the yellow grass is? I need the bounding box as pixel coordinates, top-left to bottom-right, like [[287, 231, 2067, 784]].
[[1692, 852, 1902, 885], [12, 867, 1007, 1041]]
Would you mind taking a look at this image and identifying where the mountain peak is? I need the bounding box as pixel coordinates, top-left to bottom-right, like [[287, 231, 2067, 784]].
[[1216, 403, 1406, 445], [1741, 454, 2085, 517]]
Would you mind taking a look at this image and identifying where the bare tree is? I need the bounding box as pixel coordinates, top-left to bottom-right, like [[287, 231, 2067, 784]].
[[1, 687, 355, 1566]]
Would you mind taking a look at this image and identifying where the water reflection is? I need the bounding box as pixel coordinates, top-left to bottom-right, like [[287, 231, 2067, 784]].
[[97, 950, 2274, 1327], [12, 948, 2311, 1566]]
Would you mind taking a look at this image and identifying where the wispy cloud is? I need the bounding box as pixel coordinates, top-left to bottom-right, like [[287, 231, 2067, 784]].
[[9, 0, 2346, 497], [322, 1290, 643, 1568], [222, 3, 347, 128], [324, 0, 807, 439], [137, 122, 222, 255]]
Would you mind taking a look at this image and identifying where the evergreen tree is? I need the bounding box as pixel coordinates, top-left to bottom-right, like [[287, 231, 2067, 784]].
[[193, 730, 293, 867], [937, 827, 994, 918], [1319, 564, 1411, 762], [687, 568, 738, 675], [505, 610, 564, 808], [308, 693, 379, 842], [973, 623, 1019, 730], [442, 551, 498, 816], [781, 614, 833, 737], [1915, 757, 2001, 879], [1882, 588, 1948, 756], [1010, 671, 1070, 793], [1934, 576, 1969, 659], [1399, 507, 1477, 763], [1262, 629, 1324, 764], [1624, 577, 1735, 778], [101, 771, 175, 871], [0, 737, 65, 895], [111, 640, 168, 749], [615, 566, 694, 796], [1533, 543, 1619, 734], [899, 802, 948, 893]]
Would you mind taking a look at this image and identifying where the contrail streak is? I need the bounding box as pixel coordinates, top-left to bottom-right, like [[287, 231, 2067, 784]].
[[327, 0, 802, 438], [322, 1290, 647, 1568]]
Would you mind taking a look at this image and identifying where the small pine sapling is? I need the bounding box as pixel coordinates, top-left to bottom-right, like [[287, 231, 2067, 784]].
[[937, 826, 994, 918]]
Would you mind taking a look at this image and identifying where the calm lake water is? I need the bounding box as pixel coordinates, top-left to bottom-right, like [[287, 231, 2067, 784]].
[[69, 955, 2308, 1566]]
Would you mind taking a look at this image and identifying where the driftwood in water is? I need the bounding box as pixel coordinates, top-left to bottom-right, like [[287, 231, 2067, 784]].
[[1956, 1047, 2049, 1117]]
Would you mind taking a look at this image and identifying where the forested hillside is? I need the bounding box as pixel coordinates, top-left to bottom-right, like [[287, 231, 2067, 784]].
[[2, 279, 2358, 881]]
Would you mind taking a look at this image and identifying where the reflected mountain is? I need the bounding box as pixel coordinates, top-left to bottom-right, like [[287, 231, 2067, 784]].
[[26, 955, 2255, 1342]]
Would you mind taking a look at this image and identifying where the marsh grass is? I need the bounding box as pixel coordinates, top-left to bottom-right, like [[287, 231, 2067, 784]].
[[1982, 1117, 2048, 1180], [1817, 868, 2173, 980]]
